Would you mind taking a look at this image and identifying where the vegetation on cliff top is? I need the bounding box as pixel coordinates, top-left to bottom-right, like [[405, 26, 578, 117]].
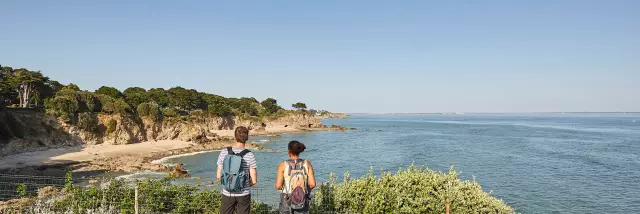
[[0, 64, 328, 133]]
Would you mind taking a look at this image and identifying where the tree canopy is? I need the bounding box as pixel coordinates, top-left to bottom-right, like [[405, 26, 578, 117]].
[[2, 63, 323, 125], [260, 98, 281, 115], [95, 86, 123, 99], [292, 102, 307, 110]]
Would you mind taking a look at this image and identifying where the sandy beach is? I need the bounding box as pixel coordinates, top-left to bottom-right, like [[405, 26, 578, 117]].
[[0, 126, 311, 172], [0, 140, 195, 170]]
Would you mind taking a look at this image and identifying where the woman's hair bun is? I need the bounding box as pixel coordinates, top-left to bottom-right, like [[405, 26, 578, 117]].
[[288, 140, 306, 154]]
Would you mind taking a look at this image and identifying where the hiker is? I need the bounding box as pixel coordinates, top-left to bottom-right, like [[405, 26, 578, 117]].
[[275, 140, 316, 214], [217, 126, 257, 214]]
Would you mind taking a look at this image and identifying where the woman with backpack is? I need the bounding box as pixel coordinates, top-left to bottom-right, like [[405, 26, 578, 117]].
[[275, 140, 316, 214]]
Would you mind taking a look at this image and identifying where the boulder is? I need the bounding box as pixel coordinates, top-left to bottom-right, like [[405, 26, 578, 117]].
[[168, 163, 190, 178]]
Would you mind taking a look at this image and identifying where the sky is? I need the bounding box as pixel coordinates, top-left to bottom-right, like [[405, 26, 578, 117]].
[[1, 0, 638, 113]]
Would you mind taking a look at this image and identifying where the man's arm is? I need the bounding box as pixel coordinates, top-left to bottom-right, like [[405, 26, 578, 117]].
[[248, 152, 258, 186], [250, 168, 257, 187], [216, 164, 222, 181]]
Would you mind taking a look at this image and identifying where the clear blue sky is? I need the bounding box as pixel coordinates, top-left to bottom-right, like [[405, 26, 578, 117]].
[[1, 0, 638, 113]]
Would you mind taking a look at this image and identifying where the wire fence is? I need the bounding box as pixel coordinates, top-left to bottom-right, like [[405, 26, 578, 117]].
[[0, 174, 343, 214], [0, 174, 68, 201], [0, 173, 460, 214]]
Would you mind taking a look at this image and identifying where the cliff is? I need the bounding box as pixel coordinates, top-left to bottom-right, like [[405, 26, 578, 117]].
[[0, 110, 342, 156], [0, 109, 82, 156]]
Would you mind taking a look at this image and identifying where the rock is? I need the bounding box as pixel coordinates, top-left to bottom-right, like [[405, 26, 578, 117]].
[[350, 128, 357, 130], [254, 127, 266, 133], [193, 134, 211, 144], [168, 163, 190, 178], [37, 186, 59, 198]]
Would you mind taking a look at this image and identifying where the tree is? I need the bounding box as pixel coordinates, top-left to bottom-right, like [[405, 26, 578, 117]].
[[292, 102, 307, 111], [0, 66, 17, 106], [123, 87, 149, 108], [137, 102, 163, 121], [95, 86, 123, 99], [167, 87, 204, 110], [62, 83, 80, 91], [39, 80, 64, 103], [8, 69, 46, 108], [148, 88, 169, 107], [260, 98, 281, 115]]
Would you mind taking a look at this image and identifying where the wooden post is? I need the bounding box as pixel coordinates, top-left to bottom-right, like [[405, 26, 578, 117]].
[[134, 185, 139, 214], [446, 199, 450, 214]]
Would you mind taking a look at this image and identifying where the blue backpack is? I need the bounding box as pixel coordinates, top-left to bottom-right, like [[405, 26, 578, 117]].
[[221, 147, 251, 192]]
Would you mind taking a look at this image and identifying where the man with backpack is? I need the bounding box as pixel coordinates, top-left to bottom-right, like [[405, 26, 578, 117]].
[[217, 126, 257, 214]]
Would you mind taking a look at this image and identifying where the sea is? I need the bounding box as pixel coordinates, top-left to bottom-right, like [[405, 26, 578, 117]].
[[125, 113, 640, 213]]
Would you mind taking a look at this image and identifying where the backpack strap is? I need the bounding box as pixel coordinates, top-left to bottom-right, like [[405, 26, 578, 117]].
[[237, 149, 251, 157], [226, 147, 235, 155]]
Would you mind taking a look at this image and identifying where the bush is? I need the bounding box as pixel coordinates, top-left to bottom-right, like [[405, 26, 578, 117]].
[[77, 112, 98, 132], [77, 91, 99, 112], [162, 108, 178, 118], [45, 96, 78, 123], [137, 102, 163, 121], [27, 179, 274, 214], [207, 104, 233, 117], [114, 98, 132, 115], [95, 94, 116, 113], [312, 165, 514, 214], [95, 86, 123, 99], [106, 119, 117, 134]]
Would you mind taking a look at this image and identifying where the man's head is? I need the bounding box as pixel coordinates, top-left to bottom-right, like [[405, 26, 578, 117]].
[[234, 126, 249, 143]]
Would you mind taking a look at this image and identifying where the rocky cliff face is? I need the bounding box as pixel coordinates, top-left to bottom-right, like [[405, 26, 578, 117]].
[[0, 110, 333, 156], [0, 109, 82, 156]]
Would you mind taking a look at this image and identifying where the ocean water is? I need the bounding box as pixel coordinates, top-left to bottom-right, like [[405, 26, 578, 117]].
[[141, 114, 640, 213]]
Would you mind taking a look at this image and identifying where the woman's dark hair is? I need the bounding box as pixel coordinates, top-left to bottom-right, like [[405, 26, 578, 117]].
[[288, 140, 306, 155]]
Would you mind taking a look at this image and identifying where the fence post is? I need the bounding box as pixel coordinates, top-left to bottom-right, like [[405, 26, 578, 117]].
[[135, 184, 139, 214], [446, 199, 450, 214]]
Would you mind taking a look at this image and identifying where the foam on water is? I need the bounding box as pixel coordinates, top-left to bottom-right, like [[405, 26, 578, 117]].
[[151, 151, 215, 165]]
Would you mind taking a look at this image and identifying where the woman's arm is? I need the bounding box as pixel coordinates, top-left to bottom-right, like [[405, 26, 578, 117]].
[[275, 162, 285, 190], [306, 160, 316, 190]]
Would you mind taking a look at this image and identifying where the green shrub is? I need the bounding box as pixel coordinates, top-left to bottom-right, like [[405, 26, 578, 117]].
[[137, 102, 151, 116], [208, 104, 233, 117], [137, 102, 163, 121], [162, 108, 178, 117], [30, 178, 274, 214], [77, 112, 98, 132], [45, 96, 78, 123], [16, 184, 26, 197], [95, 94, 116, 113], [114, 98, 132, 115], [312, 165, 514, 214], [77, 91, 99, 112], [106, 119, 117, 133]]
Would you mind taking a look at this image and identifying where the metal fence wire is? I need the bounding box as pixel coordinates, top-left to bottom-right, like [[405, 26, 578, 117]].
[[0, 173, 458, 214], [0, 174, 348, 214]]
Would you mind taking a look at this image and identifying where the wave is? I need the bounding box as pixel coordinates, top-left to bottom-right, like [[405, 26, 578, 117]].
[[150, 151, 216, 165]]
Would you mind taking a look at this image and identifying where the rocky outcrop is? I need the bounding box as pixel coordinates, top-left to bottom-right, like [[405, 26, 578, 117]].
[[168, 163, 190, 178], [266, 113, 325, 129], [318, 113, 350, 119], [0, 110, 347, 156], [0, 109, 82, 156]]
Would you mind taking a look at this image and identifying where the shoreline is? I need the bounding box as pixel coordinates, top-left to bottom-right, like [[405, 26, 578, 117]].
[[150, 150, 215, 165], [0, 125, 351, 177]]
